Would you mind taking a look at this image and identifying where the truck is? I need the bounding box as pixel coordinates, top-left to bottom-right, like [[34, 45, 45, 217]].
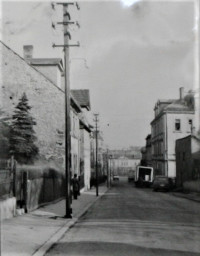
[[135, 166, 154, 187]]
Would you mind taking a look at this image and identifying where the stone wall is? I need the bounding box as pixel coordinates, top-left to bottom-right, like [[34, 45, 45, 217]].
[[0, 42, 65, 164]]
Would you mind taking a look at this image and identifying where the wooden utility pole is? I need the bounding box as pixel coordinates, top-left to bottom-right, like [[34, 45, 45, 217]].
[[107, 149, 109, 188], [53, 2, 80, 218], [94, 114, 99, 197]]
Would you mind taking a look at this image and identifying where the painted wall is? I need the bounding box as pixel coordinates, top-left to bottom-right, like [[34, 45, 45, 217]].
[[83, 130, 91, 190], [70, 109, 80, 175], [167, 113, 194, 177], [151, 111, 194, 177]]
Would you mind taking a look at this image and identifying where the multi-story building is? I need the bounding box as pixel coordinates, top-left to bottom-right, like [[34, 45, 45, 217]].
[[71, 90, 92, 190], [108, 147, 142, 176], [151, 87, 194, 177], [141, 134, 152, 166]]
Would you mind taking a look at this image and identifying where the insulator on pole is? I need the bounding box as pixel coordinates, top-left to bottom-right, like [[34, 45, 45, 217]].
[[76, 2, 80, 10], [51, 2, 55, 10], [52, 22, 56, 29]]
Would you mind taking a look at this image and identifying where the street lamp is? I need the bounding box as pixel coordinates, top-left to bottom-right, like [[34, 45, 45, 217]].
[[109, 155, 113, 187]]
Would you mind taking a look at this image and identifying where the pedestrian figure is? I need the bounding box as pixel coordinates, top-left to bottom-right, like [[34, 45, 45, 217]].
[[72, 174, 80, 200]]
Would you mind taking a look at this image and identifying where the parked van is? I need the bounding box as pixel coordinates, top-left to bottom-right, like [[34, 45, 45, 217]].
[[135, 166, 154, 187]]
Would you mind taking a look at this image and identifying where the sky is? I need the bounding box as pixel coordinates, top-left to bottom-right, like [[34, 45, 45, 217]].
[[0, 0, 197, 149]]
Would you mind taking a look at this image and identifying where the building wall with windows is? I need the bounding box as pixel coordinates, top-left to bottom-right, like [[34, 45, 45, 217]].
[[83, 129, 91, 190], [110, 157, 141, 176], [151, 88, 194, 178], [151, 115, 166, 176], [71, 108, 80, 176], [152, 112, 194, 177]]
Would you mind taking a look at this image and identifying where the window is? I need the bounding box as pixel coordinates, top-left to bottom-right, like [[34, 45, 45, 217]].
[[175, 119, 181, 131], [188, 119, 192, 132]]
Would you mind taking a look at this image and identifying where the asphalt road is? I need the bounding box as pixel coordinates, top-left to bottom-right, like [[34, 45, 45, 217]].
[[46, 177, 200, 256]]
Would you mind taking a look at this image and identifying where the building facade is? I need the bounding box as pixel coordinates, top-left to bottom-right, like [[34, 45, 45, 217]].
[[0, 42, 66, 164], [108, 148, 142, 176], [0, 42, 93, 192], [141, 134, 152, 166], [151, 88, 194, 177], [71, 90, 92, 190]]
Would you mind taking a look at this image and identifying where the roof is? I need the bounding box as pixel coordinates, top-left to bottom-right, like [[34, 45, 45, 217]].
[[157, 99, 175, 104], [0, 41, 84, 114], [0, 41, 65, 93], [79, 115, 92, 133], [164, 100, 193, 112], [71, 90, 91, 111], [151, 99, 194, 124], [70, 95, 82, 113], [145, 134, 151, 140], [30, 58, 64, 72]]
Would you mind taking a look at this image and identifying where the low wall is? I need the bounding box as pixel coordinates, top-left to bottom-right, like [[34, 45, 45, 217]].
[[183, 180, 200, 193], [0, 197, 16, 220]]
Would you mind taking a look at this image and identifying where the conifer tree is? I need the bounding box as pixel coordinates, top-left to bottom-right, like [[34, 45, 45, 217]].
[[10, 93, 39, 164]]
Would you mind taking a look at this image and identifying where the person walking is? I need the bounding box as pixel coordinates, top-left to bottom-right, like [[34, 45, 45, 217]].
[[72, 174, 80, 200]]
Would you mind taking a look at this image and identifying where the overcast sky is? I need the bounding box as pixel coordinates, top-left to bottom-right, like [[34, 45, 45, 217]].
[[0, 0, 196, 149]]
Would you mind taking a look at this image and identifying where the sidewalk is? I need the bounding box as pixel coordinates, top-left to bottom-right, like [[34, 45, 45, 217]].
[[1, 185, 108, 256], [172, 191, 200, 203]]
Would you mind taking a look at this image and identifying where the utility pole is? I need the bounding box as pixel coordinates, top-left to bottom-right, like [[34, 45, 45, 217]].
[[94, 114, 99, 197], [107, 148, 109, 188], [52, 2, 80, 218]]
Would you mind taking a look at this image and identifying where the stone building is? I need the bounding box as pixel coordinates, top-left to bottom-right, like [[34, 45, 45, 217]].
[[0, 42, 66, 164], [151, 87, 194, 177], [0, 41, 92, 187]]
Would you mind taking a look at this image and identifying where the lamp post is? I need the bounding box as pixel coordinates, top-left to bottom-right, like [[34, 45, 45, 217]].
[[107, 149, 109, 188], [94, 114, 99, 197], [109, 155, 113, 187]]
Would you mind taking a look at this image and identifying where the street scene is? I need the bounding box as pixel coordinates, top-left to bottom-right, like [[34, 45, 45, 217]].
[[0, 0, 200, 255], [46, 178, 200, 256]]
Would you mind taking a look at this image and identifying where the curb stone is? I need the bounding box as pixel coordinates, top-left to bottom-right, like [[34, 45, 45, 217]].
[[32, 188, 108, 256]]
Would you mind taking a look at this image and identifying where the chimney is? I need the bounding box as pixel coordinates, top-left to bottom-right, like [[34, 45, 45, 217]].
[[179, 87, 184, 101], [23, 45, 33, 61]]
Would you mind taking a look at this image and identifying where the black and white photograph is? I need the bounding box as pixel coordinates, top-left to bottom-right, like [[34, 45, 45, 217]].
[[0, 0, 200, 255]]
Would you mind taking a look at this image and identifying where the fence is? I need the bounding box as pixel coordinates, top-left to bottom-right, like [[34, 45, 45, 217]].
[[0, 159, 15, 198], [15, 166, 66, 212]]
